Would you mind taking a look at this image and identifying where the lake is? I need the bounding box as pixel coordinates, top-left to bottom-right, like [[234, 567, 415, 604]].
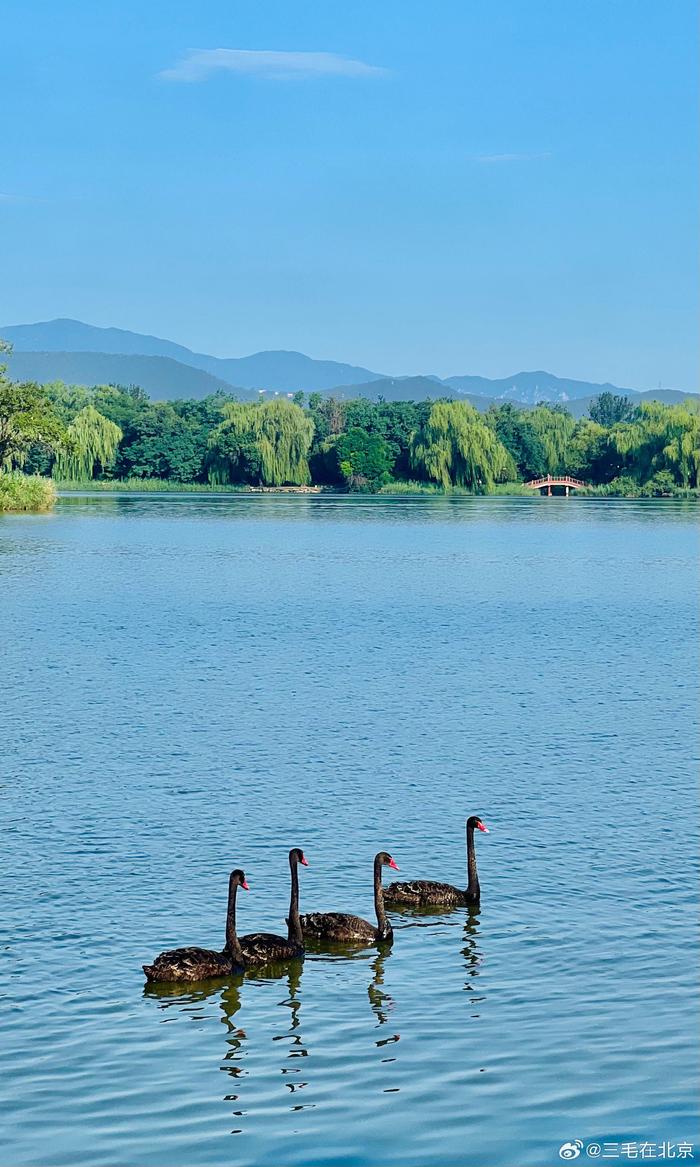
[[2, 494, 698, 1167]]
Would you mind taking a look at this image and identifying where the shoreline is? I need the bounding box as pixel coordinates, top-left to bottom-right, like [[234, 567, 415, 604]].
[[53, 481, 700, 501]]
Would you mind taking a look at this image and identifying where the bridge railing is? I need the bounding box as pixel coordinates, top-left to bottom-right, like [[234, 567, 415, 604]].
[[524, 475, 588, 489]]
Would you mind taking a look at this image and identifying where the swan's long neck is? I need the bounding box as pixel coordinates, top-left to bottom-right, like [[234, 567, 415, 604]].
[[225, 875, 245, 965], [287, 855, 303, 947], [466, 823, 480, 898], [373, 856, 389, 938]]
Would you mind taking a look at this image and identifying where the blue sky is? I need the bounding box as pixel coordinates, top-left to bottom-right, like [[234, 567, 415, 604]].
[[1, 0, 697, 388]]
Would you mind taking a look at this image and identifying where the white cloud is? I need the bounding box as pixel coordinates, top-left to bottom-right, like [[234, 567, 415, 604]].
[[159, 49, 386, 83], [0, 192, 40, 203], [473, 152, 552, 164]]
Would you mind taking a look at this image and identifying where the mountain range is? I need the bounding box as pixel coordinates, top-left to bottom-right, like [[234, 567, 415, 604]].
[[0, 318, 382, 396], [1, 318, 694, 413]]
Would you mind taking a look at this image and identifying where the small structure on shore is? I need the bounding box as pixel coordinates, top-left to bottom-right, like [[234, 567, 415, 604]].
[[525, 474, 588, 496]]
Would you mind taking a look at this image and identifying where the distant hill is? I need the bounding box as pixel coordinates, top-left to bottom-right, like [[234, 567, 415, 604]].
[[329, 375, 496, 410], [4, 351, 252, 401], [1, 318, 200, 363], [443, 369, 639, 405], [334, 377, 698, 416], [208, 350, 385, 393], [332, 375, 452, 402], [0, 319, 385, 393], [566, 387, 697, 419], [2, 317, 695, 408]]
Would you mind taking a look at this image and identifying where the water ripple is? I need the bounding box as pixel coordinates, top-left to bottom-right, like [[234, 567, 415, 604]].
[[1, 496, 697, 1166]]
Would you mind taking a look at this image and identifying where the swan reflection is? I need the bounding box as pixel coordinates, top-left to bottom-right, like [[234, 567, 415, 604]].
[[143, 974, 244, 1016], [143, 945, 406, 1122], [461, 907, 486, 1005], [367, 946, 395, 1028], [251, 963, 314, 1109], [218, 981, 246, 1081], [369, 948, 401, 1058]]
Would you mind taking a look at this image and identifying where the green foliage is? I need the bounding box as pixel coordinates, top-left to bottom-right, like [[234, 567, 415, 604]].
[[378, 479, 532, 495], [55, 405, 123, 480], [343, 399, 429, 478], [527, 405, 576, 474], [333, 427, 392, 491], [589, 392, 635, 427], [92, 385, 151, 432], [308, 436, 343, 485], [0, 344, 66, 469], [486, 402, 547, 479], [644, 469, 677, 496], [307, 395, 346, 445], [486, 481, 534, 495], [411, 401, 515, 490], [608, 476, 642, 497], [377, 479, 444, 494], [0, 471, 56, 512], [44, 380, 94, 422], [208, 398, 313, 485], [207, 404, 264, 484], [566, 419, 621, 483], [2, 348, 697, 497], [54, 477, 255, 492], [255, 399, 314, 484], [117, 402, 202, 481], [612, 401, 700, 486], [580, 474, 699, 498]]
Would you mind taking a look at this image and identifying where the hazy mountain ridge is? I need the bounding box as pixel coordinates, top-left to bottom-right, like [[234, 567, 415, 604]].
[[1, 318, 695, 408], [442, 369, 637, 405], [329, 376, 694, 415], [4, 351, 257, 401], [329, 375, 496, 410], [0, 319, 384, 393]]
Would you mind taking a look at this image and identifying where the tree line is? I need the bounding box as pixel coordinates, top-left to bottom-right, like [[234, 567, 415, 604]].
[[1, 344, 698, 495]]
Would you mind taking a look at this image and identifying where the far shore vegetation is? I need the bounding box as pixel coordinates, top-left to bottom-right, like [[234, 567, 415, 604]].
[[1, 338, 698, 509]]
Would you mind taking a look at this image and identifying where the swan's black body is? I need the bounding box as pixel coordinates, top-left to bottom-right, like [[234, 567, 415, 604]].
[[240, 848, 307, 964], [300, 852, 398, 944], [385, 817, 489, 907], [143, 869, 248, 982]]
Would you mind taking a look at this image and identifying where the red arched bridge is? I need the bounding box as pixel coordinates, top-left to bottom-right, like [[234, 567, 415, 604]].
[[525, 475, 588, 496]]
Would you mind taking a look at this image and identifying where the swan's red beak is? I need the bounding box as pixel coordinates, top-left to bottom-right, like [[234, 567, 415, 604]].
[[477, 822, 489, 833], [241, 879, 250, 890], [300, 855, 309, 866], [388, 858, 399, 870]]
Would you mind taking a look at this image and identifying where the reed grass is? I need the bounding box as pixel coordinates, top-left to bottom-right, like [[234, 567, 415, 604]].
[[55, 478, 254, 493], [379, 480, 533, 496], [0, 473, 57, 512]]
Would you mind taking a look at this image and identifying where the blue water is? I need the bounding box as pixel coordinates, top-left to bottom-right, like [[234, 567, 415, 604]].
[[2, 494, 698, 1167]]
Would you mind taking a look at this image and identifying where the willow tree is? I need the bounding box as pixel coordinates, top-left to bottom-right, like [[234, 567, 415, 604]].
[[208, 398, 313, 486], [55, 405, 122, 480], [565, 419, 620, 483], [662, 404, 700, 487], [256, 398, 314, 484], [207, 402, 257, 484], [411, 400, 515, 490], [612, 400, 700, 486], [527, 406, 576, 474]]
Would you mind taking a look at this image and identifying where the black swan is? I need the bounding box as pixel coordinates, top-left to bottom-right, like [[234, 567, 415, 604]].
[[240, 847, 308, 964], [385, 816, 489, 907], [300, 851, 399, 944], [143, 868, 248, 982]]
